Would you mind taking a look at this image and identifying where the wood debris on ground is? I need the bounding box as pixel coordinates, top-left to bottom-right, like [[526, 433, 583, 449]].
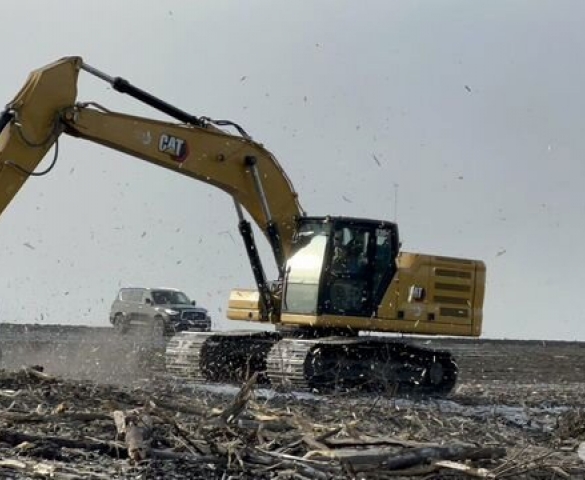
[[0, 367, 582, 479]]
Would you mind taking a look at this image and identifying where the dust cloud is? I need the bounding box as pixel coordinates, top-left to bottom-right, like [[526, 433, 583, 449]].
[[0, 324, 164, 385]]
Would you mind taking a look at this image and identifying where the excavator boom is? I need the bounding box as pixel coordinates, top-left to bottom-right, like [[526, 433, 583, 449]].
[[0, 57, 303, 267]]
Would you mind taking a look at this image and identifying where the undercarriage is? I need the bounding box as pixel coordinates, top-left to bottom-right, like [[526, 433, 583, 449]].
[[165, 329, 458, 396]]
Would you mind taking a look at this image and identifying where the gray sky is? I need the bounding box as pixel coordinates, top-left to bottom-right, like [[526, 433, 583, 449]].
[[1, 1, 584, 340]]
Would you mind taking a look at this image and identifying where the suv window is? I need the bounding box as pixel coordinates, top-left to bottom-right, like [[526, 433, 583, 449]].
[[119, 288, 144, 303], [152, 290, 191, 305]]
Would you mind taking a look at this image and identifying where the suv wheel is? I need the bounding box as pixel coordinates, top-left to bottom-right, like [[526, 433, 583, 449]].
[[113, 313, 129, 334]]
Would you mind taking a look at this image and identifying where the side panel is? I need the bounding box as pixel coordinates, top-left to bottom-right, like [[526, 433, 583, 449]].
[[230, 253, 486, 338], [227, 288, 262, 322], [376, 253, 485, 337]]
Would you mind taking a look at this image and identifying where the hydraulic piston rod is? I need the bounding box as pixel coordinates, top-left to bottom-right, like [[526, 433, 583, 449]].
[[80, 62, 205, 127]]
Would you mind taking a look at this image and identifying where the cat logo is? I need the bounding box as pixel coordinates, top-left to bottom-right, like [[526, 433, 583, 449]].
[[158, 134, 188, 162]]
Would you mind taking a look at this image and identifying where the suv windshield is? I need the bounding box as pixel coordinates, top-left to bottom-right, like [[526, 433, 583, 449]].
[[151, 290, 191, 305]]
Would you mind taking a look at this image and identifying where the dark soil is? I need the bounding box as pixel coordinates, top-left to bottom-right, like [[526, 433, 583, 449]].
[[0, 326, 584, 479]]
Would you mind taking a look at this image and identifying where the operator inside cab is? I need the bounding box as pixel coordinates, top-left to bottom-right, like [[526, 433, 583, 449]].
[[331, 228, 368, 277]]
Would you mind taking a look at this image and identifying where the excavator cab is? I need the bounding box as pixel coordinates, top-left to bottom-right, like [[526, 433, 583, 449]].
[[283, 217, 399, 318]]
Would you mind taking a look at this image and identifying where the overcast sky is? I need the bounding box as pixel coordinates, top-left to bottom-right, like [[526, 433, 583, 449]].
[[0, 1, 584, 340]]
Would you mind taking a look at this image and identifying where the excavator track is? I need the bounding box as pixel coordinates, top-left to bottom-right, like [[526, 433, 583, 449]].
[[166, 332, 213, 382], [167, 331, 458, 395], [266, 338, 314, 391], [166, 331, 279, 385], [266, 337, 458, 395]]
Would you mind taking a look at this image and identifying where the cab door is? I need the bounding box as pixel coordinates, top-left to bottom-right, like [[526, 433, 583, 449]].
[[321, 223, 398, 317], [321, 224, 375, 316]]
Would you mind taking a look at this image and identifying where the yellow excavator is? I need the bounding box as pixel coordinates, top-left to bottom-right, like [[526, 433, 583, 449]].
[[0, 57, 485, 395]]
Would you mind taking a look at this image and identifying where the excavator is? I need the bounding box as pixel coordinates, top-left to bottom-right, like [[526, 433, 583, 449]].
[[0, 57, 485, 395]]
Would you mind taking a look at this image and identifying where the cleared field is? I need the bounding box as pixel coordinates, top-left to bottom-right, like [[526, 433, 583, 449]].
[[0, 324, 584, 478], [0, 323, 583, 387]]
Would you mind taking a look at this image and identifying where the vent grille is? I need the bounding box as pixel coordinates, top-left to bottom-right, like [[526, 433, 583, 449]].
[[182, 311, 207, 321], [435, 269, 472, 279], [440, 307, 469, 318], [434, 296, 470, 306], [434, 255, 474, 264], [435, 282, 471, 292]]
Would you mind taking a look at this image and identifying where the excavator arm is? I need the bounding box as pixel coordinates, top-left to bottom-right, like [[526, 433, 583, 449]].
[[0, 57, 305, 316]]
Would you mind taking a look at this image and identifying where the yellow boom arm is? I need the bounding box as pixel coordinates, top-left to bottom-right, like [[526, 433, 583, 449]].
[[0, 56, 304, 263]]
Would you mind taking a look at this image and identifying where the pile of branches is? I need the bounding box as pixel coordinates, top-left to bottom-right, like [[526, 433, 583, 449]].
[[0, 368, 583, 479]]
